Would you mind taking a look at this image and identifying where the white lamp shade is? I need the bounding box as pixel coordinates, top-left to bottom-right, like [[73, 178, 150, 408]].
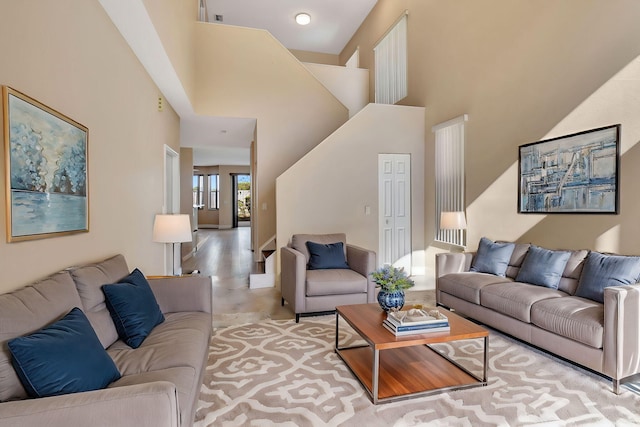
[[440, 211, 467, 230], [153, 214, 193, 243]]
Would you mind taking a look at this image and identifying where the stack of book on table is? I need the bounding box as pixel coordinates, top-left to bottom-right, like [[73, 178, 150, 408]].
[[383, 307, 450, 336]]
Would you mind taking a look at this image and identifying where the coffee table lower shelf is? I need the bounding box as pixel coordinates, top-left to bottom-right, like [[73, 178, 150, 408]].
[[336, 343, 486, 404]]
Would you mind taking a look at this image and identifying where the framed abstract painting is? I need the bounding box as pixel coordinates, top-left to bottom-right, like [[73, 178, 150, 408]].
[[518, 125, 620, 214], [3, 86, 89, 242]]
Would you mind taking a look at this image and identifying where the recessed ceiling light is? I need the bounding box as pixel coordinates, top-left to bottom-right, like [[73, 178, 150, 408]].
[[295, 13, 311, 26]]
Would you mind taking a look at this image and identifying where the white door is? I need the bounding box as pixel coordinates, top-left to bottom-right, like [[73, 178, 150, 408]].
[[378, 154, 411, 273]]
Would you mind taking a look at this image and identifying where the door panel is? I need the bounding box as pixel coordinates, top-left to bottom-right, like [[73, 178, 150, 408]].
[[378, 154, 411, 273]]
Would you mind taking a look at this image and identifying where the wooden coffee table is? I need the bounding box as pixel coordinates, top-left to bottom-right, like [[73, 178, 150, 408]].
[[335, 303, 488, 404]]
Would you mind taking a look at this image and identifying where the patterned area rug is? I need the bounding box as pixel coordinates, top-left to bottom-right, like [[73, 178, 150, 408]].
[[194, 315, 640, 426]]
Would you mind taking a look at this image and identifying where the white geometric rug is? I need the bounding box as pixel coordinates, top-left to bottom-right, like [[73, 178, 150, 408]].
[[194, 316, 640, 426]]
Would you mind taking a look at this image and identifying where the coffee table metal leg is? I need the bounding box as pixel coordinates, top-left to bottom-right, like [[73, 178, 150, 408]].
[[335, 312, 339, 350], [372, 348, 380, 404], [483, 335, 488, 382]]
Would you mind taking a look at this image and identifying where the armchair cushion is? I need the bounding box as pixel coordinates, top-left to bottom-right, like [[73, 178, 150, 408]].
[[306, 241, 349, 270], [291, 233, 346, 263], [306, 269, 368, 296]]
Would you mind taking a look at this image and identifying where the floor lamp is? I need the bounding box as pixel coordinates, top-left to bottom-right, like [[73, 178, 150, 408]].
[[153, 214, 193, 276]]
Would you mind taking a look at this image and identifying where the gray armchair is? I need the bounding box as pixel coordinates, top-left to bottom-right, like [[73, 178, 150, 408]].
[[280, 233, 376, 322]]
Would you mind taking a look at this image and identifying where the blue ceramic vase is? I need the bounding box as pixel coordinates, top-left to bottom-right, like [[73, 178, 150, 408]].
[[377, 290, 405, 312]]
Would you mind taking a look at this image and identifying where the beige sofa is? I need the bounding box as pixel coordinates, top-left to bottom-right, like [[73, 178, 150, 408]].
[[0, 254, 212, 427], [281, 233, 376, 322], [436, 242, 640, 394]]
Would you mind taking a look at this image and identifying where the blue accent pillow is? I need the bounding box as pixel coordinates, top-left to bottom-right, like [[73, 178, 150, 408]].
[[470, 237, 515, 277], [306, 241, 349, 270], [7, 307, 121, 398], [575, 252, 640, 303], [102, 268, 165, 348], [515, 245, 571, 289]]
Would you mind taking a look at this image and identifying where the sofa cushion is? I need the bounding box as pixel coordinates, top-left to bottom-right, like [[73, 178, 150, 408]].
[[109, 366, 196, 427], [70, 254, 130, 348], [516, 245, 571, 289], [470, 237, 515, 277], [480, 282, 567, 323], [8, 307, 121, 398], [438, 272, 512, 305], [291, 233, 346, 264], [306, 241, 349, 270], [558, 249, 589, 295], [107, 312, 211, 377], [504, 243, 531, 279], [305, 269, 367, 296], [531, 296, 604, 348], [102, 269, 165, 349], [575, 252, 640, 303], [0, 271, 82, 402]]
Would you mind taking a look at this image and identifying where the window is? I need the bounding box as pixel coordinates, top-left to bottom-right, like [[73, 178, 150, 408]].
[[208, 174, 219, 210], [374, 12, 408, 105], [193, 174, 204, 207], [434, 115, 468, 247]]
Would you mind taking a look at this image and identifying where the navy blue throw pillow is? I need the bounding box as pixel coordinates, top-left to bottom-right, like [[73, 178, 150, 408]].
[[516, 245, 571, 289], [306, 241, 349, 270], [575, 252, 640, 303], [102, 268, 164, 348], [8, 307, 121, 398], [470, 237, 516, 277]]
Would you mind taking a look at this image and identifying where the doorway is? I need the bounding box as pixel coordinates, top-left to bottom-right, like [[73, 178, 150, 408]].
[[378, 153, 412, 273], [231, 174, 251, 228]]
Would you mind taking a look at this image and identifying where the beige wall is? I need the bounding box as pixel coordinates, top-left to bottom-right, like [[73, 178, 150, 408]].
[[303, 63, 369, 118], [341, 1, 640, 267], [290, 49, 339, 66], [277, 104, 425, 280], [0, 0, 181, 293], [193, 23, 349, 252], [142, 0, 197, 103]]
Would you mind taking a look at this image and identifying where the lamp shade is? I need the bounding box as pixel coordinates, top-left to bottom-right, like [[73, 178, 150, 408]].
[[153, 214, 192, 243], [440, 211, 467, 230]]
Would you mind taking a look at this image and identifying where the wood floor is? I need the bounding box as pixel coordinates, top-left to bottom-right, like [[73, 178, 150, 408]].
[[182, 228, 293, 327]]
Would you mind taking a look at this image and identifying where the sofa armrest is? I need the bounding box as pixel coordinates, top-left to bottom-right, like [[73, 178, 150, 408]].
[[435, 252, 474, 278], [0, 381, 179, 427], [347, 244, 376, 303], [603, 283, 640, 390], [148, 276, 212, 314], [280, 246, 307, 312]]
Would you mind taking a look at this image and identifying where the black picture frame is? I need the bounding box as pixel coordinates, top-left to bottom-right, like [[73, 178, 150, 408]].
[[518, 124, 620, 214]]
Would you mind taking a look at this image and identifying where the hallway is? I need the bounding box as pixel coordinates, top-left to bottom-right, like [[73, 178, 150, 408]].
[[182, 228, 292, 327]]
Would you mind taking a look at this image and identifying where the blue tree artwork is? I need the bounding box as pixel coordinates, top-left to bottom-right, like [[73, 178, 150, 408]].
[[5, 87, 88, 241]]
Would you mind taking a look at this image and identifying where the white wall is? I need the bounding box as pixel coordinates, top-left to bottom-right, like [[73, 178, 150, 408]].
[[276, 104, 425, 283], [303, 63, 370, 118]]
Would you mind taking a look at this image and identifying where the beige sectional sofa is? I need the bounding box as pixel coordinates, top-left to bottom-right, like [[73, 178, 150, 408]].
[[0, 254, 212, 427], [436, 241, 640, 394]]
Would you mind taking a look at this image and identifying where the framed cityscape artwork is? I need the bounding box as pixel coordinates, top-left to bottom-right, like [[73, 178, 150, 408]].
[[3, 86, 89, 242], [518, 124, 620, 214]]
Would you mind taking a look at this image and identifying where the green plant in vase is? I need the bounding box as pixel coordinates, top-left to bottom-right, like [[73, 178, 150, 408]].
[[371, 265, 415, 312]]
